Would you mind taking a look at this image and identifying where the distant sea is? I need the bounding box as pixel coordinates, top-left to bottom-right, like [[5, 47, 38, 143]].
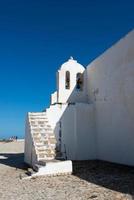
[[0, 133, 24, 140]]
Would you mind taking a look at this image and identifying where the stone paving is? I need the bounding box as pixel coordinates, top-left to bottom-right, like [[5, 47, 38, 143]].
[[0, 141, 134, 200]]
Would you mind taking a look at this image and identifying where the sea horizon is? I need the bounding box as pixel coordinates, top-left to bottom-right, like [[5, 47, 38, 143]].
[[0, 133, 24, 140]]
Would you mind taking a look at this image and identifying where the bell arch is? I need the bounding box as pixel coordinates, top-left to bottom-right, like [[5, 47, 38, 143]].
[[65, 71, 70, 89], [76, 73, 83, 91]]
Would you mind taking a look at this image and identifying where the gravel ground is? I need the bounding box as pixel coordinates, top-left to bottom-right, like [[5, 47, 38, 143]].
[[0, 141, 134, 200]]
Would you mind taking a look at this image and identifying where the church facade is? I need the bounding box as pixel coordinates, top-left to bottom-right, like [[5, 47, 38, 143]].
[[25, 29, 134, 170]]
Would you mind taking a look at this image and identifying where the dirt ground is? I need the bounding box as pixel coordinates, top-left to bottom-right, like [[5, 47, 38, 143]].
[[0, 141, 134, 200]]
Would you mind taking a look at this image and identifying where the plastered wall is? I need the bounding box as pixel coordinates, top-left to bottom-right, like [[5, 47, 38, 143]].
[[86, 30, 134, 165], [60, 103, 96, 160]]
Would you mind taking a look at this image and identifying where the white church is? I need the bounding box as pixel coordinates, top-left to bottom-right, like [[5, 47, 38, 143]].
[[24, 29, 134, 175]]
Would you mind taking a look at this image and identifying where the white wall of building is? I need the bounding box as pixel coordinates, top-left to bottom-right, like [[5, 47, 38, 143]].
[[46, 104, 67, 128], [60, 103, 96, 160], [46, 103, 68, 146], [24, 117, 34, 166], [51, 91, 57, 105], [75, 103, 96, 160], [86, 30, 134, 165], [60, 105, 76, 160], [46, 102, 96, 160]]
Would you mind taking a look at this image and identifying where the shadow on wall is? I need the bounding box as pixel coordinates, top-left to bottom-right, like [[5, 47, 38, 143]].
[[0, 153, 28, 170], [52, 70, 95, 160], [73, 160, 134, 196], [56, 69, 87, 104], [66, 71, 87, 103]]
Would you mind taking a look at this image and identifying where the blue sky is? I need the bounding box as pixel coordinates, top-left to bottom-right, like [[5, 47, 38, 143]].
[[0, 0, 134, 139]]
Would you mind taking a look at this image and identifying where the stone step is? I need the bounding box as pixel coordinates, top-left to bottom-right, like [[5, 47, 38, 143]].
[[40, 139, 49, 145], [34, 138, 56, 145], [32, 133, 41, 138], [28, 112, 46, 115], [29, 117, 48, 120], [39, 125, 47, 128], [33, 134, 42, 138], [36, 146, 48, 151], [31, 127, 50, 130], [38, 157, 54, 161], [46, 125, 51, 128], [35, 142, 44, 147], [39, 141, 56, 147], [33, 133, 41, 137], [31, 126, 48, 129], [41, 133, 53, 137], [33, 138, 42, 143], [37, 151, 54, 156], [45, 131, 53, 134], [29, 121, 37, 125], [29, 120, 48, 123], [30, 120, 48, 123], [44, 127, 53, 130], [38, 151, 55, 155], [30, 125, 39, 128], [33, 160, 72, 176], [30, 119, 47, 122], [31, 123, 49, 127], [38, 152, 55, 156], [38, 150, 55, 155], [37, 151, 47, 155], [28, 114, 46, 118], [38, 153, 46, 158], [40, 137, 53, 141], [31, 128, 46, 134], [35, 143, 55, 149], [34, 124, 46, 128], [37, 121, 47, 125], [40, 133, 53, 136], [44, 130, 53, 133], [38, 154, 55, 159], [34, 139, 42, 143], [36, 130, 53, 134], [49, 144, 56, 148], [43, 131, 53, 135]]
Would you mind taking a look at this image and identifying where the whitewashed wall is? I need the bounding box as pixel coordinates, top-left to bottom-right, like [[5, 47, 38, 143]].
[[75, 103, 96, 160], [60, 103, 96, 160], [60, 105, 76, 160], [86, 30, 134, 166], [46, 102, 96, 160], [51, 91, 57, 105], [24, 117, 33, 166], [46, 104, 67, 128]]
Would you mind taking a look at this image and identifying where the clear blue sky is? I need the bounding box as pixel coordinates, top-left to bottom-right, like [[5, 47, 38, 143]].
[[0, 0, 134, 139]]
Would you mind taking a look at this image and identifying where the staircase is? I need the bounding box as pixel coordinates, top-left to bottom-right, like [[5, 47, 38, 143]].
[[26, 112, 72, 176], [28, 112, 56, 164]]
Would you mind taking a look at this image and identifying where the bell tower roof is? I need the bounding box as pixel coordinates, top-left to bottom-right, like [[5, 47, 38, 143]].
[[60, 57, 85, 71]]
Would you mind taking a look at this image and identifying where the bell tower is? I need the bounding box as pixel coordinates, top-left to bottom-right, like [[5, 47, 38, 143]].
[[56, 57, 86, 104]]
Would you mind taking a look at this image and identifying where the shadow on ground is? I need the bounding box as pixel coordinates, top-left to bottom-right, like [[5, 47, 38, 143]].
[[1, 153, 134, 196], [73, 160, 134, 196], [0, 153, 28, 170]]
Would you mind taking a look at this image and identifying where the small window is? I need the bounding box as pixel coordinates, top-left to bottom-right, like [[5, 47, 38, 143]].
[[65, 71, 70, 89], [76, 73, 83, 91]]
